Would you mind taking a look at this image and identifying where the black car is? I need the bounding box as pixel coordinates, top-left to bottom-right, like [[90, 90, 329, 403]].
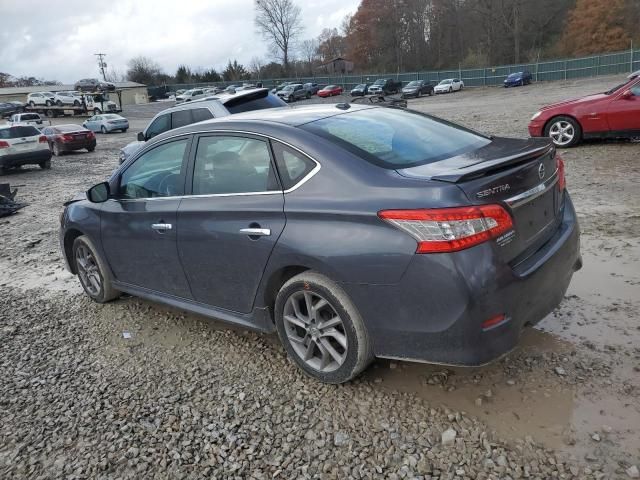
[[350, 84, 369, 97], [0, 102, 24, 118], [368, 79, 402, 95], [74, 78, 116, 92], [61, 104, 580, 384], [401, 80, 434, 98]]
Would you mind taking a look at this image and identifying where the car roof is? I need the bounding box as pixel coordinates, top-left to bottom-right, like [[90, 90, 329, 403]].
[[629, 70, 640, 79], [183, 103, 377, 129]]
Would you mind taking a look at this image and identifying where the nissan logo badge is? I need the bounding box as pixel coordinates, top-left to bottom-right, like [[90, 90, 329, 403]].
[[538, 163, 545, 180]]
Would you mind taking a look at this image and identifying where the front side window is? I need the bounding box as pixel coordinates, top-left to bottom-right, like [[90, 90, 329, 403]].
[[630, 84, 640, 96], [272, 142, 316, 190], [119, 139, 188, 199], [192, 136, 278, 195], [302, 108, 490, 169], [145, 114, 171, 139]]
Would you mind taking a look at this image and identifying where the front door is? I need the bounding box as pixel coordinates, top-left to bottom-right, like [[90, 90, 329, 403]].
[[177, 134, 285, 313], [607, 81, 640, 133], [101, 137, 193, 298]]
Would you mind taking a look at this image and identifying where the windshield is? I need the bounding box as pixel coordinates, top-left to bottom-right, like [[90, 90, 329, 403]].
[[323, 85, 336, 90], [605, 81, 629, 95], [438, 80, 452, 85], [406, 81, 420, 87], [373, 79, 386, 85], [0, 126, 40, 139], [301, 107, 490, 169], [508, 73, 521, 79], [56, 124, 85, 132], [355, 84, 365, 89]]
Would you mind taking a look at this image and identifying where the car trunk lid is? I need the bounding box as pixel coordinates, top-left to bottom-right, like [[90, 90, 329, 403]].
[[396, 137, 563, 263]]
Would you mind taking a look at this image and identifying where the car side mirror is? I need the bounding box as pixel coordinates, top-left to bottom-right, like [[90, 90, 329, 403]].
[[621, 89, 633, 99], [137, 132, 145, 141], [87, 182, 110, 203]]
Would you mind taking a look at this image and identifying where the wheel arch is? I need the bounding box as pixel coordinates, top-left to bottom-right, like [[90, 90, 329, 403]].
[[260, 265, 311, 322], [63, 228, 85, 274]]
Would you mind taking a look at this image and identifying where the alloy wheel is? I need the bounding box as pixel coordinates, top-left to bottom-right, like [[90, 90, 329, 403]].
[[283, 290, 348, 373], [75, 244, 102, 297], [549, 121, 575, 146]]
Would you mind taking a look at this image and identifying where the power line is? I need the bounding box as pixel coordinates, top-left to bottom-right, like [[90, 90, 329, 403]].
[[94, 53, 107, 80]]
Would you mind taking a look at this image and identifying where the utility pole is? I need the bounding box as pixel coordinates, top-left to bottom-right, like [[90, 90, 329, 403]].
[[94, 53, 107, 80]]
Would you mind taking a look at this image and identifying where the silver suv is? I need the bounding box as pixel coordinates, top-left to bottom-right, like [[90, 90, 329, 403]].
[[119, 88, 287, 163]]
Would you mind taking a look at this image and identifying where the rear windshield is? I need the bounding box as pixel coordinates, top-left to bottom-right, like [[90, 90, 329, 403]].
[[0, 126, 40, 139], [55, 124, 84, 133], [301, 107, 491, 169], [225, 91, 286, 114]]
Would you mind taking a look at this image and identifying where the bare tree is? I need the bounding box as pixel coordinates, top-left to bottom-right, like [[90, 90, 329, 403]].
[[248, 56, 265, 79], [254, 0, 303, 73], [126, 56, 163, 85], [299, 39, 319, 75]]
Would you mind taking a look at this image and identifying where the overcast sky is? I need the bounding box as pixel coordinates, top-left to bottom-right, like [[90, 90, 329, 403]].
[[0, 0, 359, 84]]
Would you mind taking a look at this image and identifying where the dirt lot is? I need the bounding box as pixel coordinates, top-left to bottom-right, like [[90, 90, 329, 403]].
[[1, 75, 638, 479]]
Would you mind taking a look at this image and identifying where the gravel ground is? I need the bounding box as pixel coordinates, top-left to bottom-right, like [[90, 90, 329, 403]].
[[1, 75, 638, 479]]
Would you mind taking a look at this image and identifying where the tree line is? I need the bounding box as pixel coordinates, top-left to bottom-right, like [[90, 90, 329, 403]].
[[121, 0, 640, 85]]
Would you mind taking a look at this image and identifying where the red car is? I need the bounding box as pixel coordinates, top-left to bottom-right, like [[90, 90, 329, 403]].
[[529, 70, 640, 147], [317, 85, 343, 98], [42, 124, 96, 156]]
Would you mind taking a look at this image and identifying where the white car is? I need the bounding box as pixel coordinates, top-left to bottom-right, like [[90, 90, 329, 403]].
[[83, 113, 129, 133], [0, 124, 52, 173], [53, 91, 82, 107], [434, 78, 464, 94], [26, 92, 56, 107], [8, 112, 46, 127], [175, 88, 207, 104]]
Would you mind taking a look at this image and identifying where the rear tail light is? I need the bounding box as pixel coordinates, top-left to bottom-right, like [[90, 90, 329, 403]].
[[38, 135, 47, 143], [378, 205, 513, 253], [556, 155, 566, 191], [87, 131, 95, 138], [0, 140, 9, 149]]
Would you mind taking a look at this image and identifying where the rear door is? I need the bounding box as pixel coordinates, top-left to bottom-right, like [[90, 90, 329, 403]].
[[177, 133, 285, 312]]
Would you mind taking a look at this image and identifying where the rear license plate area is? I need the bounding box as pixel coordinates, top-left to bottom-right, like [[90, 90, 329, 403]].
[[514, 188, 558, 241]]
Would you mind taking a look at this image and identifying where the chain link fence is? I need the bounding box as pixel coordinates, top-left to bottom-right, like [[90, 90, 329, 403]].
[[155, 47, 640, 95]]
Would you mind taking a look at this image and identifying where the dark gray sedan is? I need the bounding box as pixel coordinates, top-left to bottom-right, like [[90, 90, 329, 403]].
[[59, 104, 581, 383]]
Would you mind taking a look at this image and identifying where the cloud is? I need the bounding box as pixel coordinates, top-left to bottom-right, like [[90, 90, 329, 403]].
[[0, 0, 359, 83]]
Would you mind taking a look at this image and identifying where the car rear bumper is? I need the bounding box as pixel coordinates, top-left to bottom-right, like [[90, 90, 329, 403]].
[[341, 193, 581, 366], [0, 148, 52, 168], [59, 139, 96, 152], [107, 123, 128, 131]]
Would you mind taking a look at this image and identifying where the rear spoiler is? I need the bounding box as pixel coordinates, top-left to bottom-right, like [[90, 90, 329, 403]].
[[431, 143, 553, 183]]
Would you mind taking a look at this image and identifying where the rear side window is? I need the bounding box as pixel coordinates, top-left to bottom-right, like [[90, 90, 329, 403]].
[[23, 114, 39, 120], [301, 108, 490, 169], [192, 108, 214, 123], [172, 110, 193, 129], [192, 136, 279, 195], [0, 126, 40, 139], [272, 142, 316, 190]]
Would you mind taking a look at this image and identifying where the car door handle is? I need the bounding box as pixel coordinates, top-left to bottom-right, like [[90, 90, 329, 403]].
[[239, 228, 271, 236], [151, 223, 172, 231]]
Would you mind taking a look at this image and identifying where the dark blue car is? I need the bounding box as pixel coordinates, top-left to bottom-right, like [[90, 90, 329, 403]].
[[59, 104, 581, 383], [504, 71, 532, 87]]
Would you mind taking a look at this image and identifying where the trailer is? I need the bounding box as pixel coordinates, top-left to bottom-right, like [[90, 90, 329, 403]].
[[24, 90, 123, 118]]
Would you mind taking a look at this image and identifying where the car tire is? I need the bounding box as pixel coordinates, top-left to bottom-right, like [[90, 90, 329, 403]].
[[45, 100, 52, 106], [101, 126, 107, 134], [122, 129, 127, 133], [544, 116, 582, 148], [72, 235, 120, 303], [87, 147, 95, 152], [56, 100, 62, 106], [94, 108, 100, 115], [52, 143, 61, 156], [417, 90, 422, 98], [39, 159, 51, 170], [449, 87, 452, 93], [29, 101, 35, 108], [274, 271, 373, 384], [74, 100, 80, 107]]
